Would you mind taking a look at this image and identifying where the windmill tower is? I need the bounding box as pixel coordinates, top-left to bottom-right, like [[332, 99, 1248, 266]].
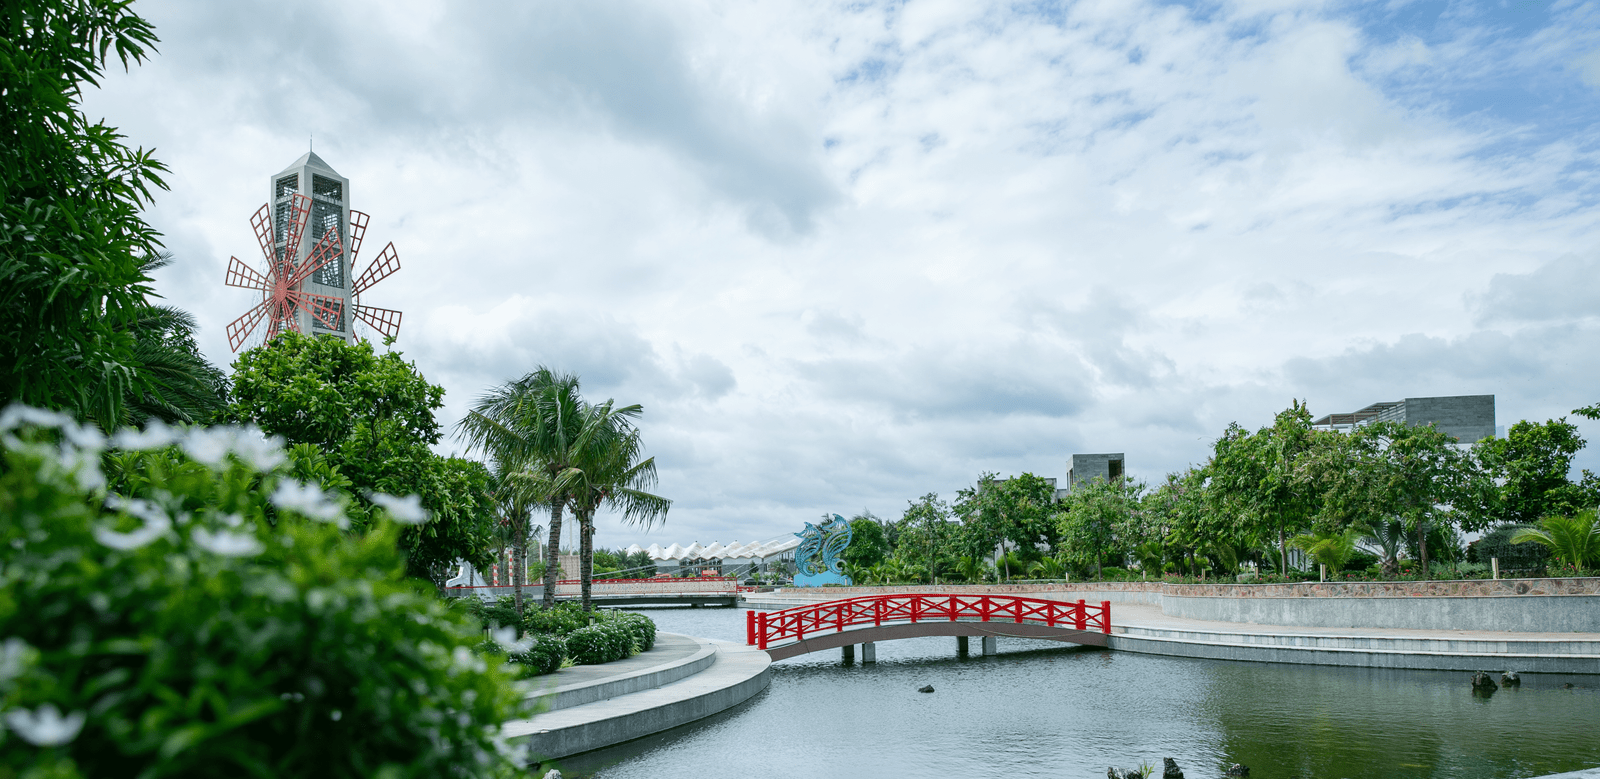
[[225, 151, 403, 350]]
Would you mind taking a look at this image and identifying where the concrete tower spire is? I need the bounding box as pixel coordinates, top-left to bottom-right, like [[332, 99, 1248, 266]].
[[270, 152, 353, 342]]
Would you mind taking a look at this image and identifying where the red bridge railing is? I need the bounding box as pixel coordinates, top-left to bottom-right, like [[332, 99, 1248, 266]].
[[746, 594, 1111, 650]]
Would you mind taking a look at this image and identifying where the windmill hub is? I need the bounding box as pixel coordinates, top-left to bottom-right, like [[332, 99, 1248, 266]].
[[224, 152, 404, 351]]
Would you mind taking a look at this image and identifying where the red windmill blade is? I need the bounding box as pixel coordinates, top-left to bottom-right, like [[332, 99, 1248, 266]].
[[224, 195, 345, 351], [347, 208, 403, 341]]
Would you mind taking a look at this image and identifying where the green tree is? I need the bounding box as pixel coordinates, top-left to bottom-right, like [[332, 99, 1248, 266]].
[[1474, 418, 1595, 526], [226, 332, 496, 587], [841, 511, 890, 573], [1290, 528, 1361, 575], [1510, 511, 1600, 570], [1338, 420, 1478, 579], [954, 472, 1058, 581], [0, 2, 226, 430], [563, 399, 670, 612], [120, 255, 229, 426], [1144, 468, 1211, 576], [1207, 401, 1335, 574], [458, 368, 584, 615], [1055, 477, 1144, 579], [898, 493, 954, 583]]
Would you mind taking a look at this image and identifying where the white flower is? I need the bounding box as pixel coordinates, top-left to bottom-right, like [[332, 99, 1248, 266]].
[[59, 446, 106, 492], [94, 499, 172, 551], [180, 426, 237, 467], [191, 528, 265, 557], [490, 626, 532, 653], [3, 704, 86, 747], [105, 495, 167, 524], [0, 638, 34, 682], [0, 405, 71, 433], [370, 492, 429, 525], [111, 420, 178, 450], [271, 480, 348, 527], [230, 428, 286, 471], [58, 422, 105, 452]]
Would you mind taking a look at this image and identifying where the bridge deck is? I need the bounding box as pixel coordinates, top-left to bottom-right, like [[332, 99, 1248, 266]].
[[763, 619, 1108, 661], [751, 593, 1112, 660]]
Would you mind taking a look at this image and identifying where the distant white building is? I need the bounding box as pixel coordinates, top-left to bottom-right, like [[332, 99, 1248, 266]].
[[1312, 395, 1495, 444], [626, 536, 801, 575]]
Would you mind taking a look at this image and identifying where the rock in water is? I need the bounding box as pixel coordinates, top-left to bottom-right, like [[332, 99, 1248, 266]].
[[918, 684, 935, 693], [1471, 671, 1498, 695], [1501, 671, 1521, 687], [1162, 757, 1184, 779], [1224, 765, 1250, 777]]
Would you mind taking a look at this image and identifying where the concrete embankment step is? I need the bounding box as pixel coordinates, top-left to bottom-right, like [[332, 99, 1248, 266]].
[[1110, 624, 1600, 674], [503, 633, 771, 764]]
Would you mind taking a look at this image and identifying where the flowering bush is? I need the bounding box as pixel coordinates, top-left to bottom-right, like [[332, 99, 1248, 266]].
[[510, 635, 569, 677], [523, 602, 591, 636], [565, 624, 635, 665], [0, 407, 526, 778]]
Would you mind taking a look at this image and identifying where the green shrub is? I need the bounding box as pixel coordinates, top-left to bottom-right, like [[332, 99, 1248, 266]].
[[509, 634, 568, 677], [600, 612, 656, 652], [523, 602, 591, 636], [566, 623, 633, 665], [0, 408, 524, 779], [1471, 525, 1552, 570]]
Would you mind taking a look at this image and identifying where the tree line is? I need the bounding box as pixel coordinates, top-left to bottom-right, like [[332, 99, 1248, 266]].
[[840, 402, 1600, 584]]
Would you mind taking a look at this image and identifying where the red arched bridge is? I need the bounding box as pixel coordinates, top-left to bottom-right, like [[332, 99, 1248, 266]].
[[746, 594, 1111, 661]]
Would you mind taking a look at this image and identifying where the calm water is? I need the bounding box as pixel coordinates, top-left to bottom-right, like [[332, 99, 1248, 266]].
[[548, 607, 1600, 779]]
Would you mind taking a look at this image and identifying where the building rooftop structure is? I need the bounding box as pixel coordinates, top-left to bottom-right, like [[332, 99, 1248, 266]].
[[626, 536, 800, 563], [1312, 394, 1495, 443]]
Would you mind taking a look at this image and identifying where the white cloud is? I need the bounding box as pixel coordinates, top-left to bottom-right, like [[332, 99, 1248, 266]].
[[81, 0, 1600, 549]]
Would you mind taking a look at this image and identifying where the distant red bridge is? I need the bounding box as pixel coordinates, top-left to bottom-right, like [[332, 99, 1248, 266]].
[[748, 594, 1112, 661]]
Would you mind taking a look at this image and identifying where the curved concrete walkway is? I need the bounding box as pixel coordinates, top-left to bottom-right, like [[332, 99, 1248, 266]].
[[503, 632, 770, 764], [744, 593, 1600, 674], [1107, 601, 1600, 674]]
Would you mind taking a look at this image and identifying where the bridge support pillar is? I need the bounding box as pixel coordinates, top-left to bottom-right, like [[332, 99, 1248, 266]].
[[861, 642, 876, 663], [982, 636, 997, 656], [956, 636, 969, 657], [841, 644, 855, 664]]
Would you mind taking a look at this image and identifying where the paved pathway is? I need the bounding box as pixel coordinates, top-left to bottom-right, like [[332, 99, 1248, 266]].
[[504, 632, 771, 765]]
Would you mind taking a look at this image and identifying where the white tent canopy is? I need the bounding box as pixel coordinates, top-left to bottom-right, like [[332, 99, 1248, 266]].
[[623, 536, 800, 563]]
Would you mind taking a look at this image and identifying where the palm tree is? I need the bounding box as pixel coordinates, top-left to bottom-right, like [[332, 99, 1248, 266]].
[[122, 255, 229, 427], [1511, 511, 1600, 570], [564, 399, 671, 612], [457, 367, 592, 616], [1357, 519, 1406, 577], [1290, 528, 1362, 576]]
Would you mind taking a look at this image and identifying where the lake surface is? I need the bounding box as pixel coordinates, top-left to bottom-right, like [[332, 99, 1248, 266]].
[[550, 606, 1600, 779]]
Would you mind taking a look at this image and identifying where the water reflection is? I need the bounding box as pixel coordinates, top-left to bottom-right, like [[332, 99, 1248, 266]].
[[546, 607, 1599, 779]]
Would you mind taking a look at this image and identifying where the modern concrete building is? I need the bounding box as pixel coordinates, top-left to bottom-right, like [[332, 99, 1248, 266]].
[[271, 151, 355, 340], [1067, 453, 1126, 493], [1312, 395, 1495, 443]]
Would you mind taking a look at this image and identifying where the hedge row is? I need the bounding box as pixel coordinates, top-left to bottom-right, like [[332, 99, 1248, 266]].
[[467, 599, 659, 673]]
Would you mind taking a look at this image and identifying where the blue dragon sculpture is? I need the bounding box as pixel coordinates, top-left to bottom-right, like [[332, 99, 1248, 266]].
[[793, 513, 853, 587]]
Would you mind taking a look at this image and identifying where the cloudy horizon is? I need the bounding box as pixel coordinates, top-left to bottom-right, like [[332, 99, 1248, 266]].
[[82, 0, 1600, 550]]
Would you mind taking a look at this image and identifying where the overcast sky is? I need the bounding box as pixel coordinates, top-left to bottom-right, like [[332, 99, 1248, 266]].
[[83, 0, 1600, 550]]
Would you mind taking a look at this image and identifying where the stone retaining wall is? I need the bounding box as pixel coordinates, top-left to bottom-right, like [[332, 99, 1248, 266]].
[[773, 577, 1600, 633]]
